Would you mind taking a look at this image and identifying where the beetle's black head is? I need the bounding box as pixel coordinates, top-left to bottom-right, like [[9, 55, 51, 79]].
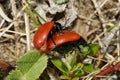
[[54, 22, 65, 33]]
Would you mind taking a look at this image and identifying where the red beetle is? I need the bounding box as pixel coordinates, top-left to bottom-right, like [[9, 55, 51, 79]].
[[33, 21, 87, 53], [33, 21, 65, 51], [40, 31, 87, 53]]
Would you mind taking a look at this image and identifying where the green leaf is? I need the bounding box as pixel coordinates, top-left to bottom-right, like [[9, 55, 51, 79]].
[[25, 7, 40, 27], [60, 75, 69, 79], [51, 58, 68, 73], [26, 0, 46, 27], [72, 63, 84, 77], [9, 69, 23, 80], [9, 50, 48, 80], [80, 46, 90, 54], [88, 44, 99, 56], [72, 77, 79, 80], [73, 70, 84, 77], [83, 64, 93, 73], [67, 52, 77, 68]]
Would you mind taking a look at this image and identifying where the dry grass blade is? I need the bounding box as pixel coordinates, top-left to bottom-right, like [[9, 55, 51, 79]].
[[24, 13, 31, 51], [0, 4, 12, 22], [100, 23, 120, 54], [0, 22, 14, 37]]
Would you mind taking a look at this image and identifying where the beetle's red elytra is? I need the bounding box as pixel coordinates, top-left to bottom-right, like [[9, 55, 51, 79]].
[[38, 31, 81, 53], [47, 31, 80, 50], [33, 21, 54, 50]]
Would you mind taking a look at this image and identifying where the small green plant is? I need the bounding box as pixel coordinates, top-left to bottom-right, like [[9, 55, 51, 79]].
[[51, 44, 99, 80], [6, 44, 99, 80], [6, 50, 48, 80]]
